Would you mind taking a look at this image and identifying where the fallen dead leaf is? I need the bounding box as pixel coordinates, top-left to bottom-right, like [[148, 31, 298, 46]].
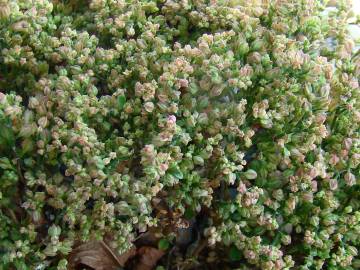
[[68, 239, 136, 270], [134, 247, 165, 270], [135, 228, 161, 247]]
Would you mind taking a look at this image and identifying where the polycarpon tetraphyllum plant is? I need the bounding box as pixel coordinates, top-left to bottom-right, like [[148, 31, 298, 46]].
[[0, 0, 359, 269]]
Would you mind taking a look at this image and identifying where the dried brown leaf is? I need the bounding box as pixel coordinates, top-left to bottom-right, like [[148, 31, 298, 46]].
[[68, 240, 136, 270], [134, 247, 165, 270], [135, 228, 161, 247]]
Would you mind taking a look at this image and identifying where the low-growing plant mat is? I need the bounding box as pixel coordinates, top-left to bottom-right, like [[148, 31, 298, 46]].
[[0, 0, 359, 269]]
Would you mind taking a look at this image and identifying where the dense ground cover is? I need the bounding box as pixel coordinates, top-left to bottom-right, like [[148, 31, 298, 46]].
[[0, 0, 359, 269]]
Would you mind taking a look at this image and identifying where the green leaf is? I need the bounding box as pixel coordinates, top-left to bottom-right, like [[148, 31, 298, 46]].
[[48, 224, 61, 237], [117, 95, 126, 110], [13, 259, 28, 270], [266, 178, 282, 189], [0, 124, 14, 149], [0, 158, 14, 170], [252, 226, 266, 236], [168, 165, 183, 179], [272, 232, 282, 245], [230, 211, 242, 222], [193, 156, 204, 166], [255, 178, 267, 187], [158, 238, 170, 250], [283, 147, 290, 157], [229, 245, 242, 261], [184, 208, 195, 219]]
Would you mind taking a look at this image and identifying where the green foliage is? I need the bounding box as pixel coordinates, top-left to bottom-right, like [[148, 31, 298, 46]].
[[0, 0, 359, 269], [158, 239, 170, 251]]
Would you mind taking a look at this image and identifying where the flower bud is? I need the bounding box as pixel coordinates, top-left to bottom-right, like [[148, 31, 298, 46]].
[[144, 101, 154, 113], [0, 3, 10, 19], [344, 172, 356, 186], [243, 169, 257, 180], [329, 178, 338, 190], [12, 20, 30, 33], [38, 116, 48, 128]]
